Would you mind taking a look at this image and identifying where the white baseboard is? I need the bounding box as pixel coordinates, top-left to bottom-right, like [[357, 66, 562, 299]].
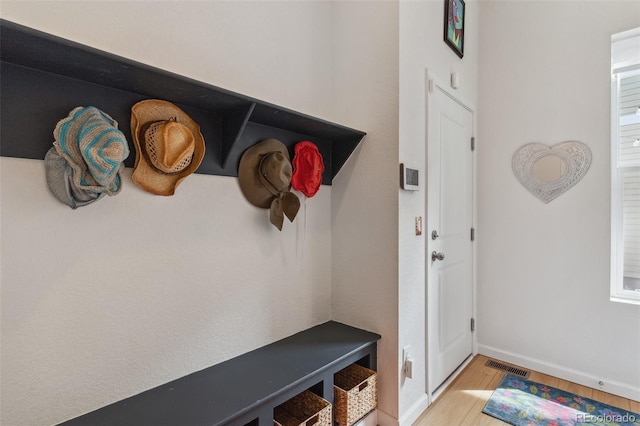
[[478, 344, 640, 402], [376, 397, 431, 426], [398, 394, 430, 426], [394, 355, 475, 426]]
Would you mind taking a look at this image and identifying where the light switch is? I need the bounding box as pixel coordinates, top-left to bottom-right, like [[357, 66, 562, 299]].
[[415, 216, 422, 236], [451, 72, 459, 89]]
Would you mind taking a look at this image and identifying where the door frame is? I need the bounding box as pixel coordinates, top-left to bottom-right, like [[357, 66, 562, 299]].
[[424, 70, 478, 403]]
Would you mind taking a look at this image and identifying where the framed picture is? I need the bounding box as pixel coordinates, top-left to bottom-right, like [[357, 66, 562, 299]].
[[444, 0, 465, 58]]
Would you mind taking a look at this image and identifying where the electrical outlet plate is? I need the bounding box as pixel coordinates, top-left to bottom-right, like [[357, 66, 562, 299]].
[[402, 346, 411, 378], [405, 358, 413, 378]]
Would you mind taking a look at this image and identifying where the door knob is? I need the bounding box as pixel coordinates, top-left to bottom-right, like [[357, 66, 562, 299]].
[[431, 251, 445, 261]]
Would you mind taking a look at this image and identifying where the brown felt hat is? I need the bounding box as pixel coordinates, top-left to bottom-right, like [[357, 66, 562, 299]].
[[131, 100, 205, 196], [238, 139, 300, 230]]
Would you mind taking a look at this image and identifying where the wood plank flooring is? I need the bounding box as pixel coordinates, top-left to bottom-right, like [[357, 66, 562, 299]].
[[413, 355, 640, 425]]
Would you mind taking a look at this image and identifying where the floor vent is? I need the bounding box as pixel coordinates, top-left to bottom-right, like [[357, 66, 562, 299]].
[[485, 359, 530, 378]]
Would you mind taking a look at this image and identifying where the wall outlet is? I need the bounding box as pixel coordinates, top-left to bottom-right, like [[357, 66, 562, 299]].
[[405, 357, 413, 379], [402, 346, 412, 379]]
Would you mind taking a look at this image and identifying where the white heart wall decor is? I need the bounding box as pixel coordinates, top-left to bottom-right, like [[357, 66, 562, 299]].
[[512, 141, 592, 204]]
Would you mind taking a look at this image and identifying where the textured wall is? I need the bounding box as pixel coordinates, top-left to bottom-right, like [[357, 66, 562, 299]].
[[398, 0, 479, 421], [477, 0, 640, 401], [330, 1, 400, 422], [0, 2, 334, 425]]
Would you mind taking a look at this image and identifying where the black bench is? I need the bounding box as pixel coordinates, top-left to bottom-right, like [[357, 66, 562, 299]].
[[58, 321, 381, 426]]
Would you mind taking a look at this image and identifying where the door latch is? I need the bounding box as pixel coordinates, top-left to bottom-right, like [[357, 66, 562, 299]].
[[431, 251, 445, 262]]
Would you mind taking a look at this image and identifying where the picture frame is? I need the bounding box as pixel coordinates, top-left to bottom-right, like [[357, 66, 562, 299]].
[[444, 0, 465, 58]]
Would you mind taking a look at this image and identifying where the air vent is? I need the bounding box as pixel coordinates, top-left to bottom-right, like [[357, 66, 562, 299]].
[[485, 359, 530, 378]]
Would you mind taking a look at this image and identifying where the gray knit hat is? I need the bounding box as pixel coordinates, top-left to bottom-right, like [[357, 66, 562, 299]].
[[45, 106, 129, 208], [44, 148, 105, 208]]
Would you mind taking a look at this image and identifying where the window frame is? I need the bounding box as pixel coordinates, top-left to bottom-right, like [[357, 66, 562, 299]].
[[610, 28, 640, 305]]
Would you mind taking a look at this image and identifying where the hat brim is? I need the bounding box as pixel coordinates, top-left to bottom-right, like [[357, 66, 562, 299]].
[[131, 100, 205, 196], [238, 139, 290, 208]]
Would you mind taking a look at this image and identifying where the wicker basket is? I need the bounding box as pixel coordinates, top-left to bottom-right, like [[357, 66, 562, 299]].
[[273, 390, 332, 426], [333, 364, 377, 426]]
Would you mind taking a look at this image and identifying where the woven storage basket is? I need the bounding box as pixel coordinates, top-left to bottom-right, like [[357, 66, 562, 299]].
[[273, 390, 332, 426], [333, 364, 377, 426]]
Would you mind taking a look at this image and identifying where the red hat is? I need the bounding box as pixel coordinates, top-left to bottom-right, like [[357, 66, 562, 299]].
[[291, 141, 325, 197]]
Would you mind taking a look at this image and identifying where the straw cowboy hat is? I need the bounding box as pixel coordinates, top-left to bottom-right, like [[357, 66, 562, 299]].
[[291, 141, 324, 198], [131, 99, 205, 196], [44, 106, 129, 209], [238, 139, 300, 230]]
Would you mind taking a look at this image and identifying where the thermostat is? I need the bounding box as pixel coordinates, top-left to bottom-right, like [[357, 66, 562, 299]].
[[400, 164, 420, 190]]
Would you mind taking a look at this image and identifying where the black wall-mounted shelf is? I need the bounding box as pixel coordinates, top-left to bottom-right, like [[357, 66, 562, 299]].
[[56, 321, 381, 426], [0, 20, 366, 185]]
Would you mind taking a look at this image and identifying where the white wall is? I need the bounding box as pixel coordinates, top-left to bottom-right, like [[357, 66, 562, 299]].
[[8, 2, 637, 425], [0, 2, 335, 425], [330, 1, 480, 424], [330, 1, 400, 422], [477, 0, 640, 401], [398, 0, 478, 422]]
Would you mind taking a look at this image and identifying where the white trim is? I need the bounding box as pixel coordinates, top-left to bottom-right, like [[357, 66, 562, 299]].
[[424, 69, 430, 414], [478, 344, 640, 402], [472, 91, 479, 360], [610, 40, 640, 305], [398, 395, 430, 426], [610, 295, 640, 306], [611, 72, 621, 300], [612, 27, 640, 71], [612, 26, 640, 43], [612, 64, 640, 75], [396, 356, 474, 426], [424, 69, 478, 398], [428, 75, 475, 115]]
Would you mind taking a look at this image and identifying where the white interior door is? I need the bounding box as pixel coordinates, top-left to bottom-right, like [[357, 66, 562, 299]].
[[427, 80, 474, 395]]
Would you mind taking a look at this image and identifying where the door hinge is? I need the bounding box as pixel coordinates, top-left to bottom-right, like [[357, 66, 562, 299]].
[[471, 137, 476, 151], [471, 318, 476, 332], [471, 227, 475, 241]]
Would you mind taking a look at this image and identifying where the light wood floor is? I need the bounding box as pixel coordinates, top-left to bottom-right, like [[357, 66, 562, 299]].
[[413, 355, 640, 425]]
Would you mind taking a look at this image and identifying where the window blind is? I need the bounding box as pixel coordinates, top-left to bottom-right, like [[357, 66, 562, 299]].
[[619, 74, 640, 280]]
